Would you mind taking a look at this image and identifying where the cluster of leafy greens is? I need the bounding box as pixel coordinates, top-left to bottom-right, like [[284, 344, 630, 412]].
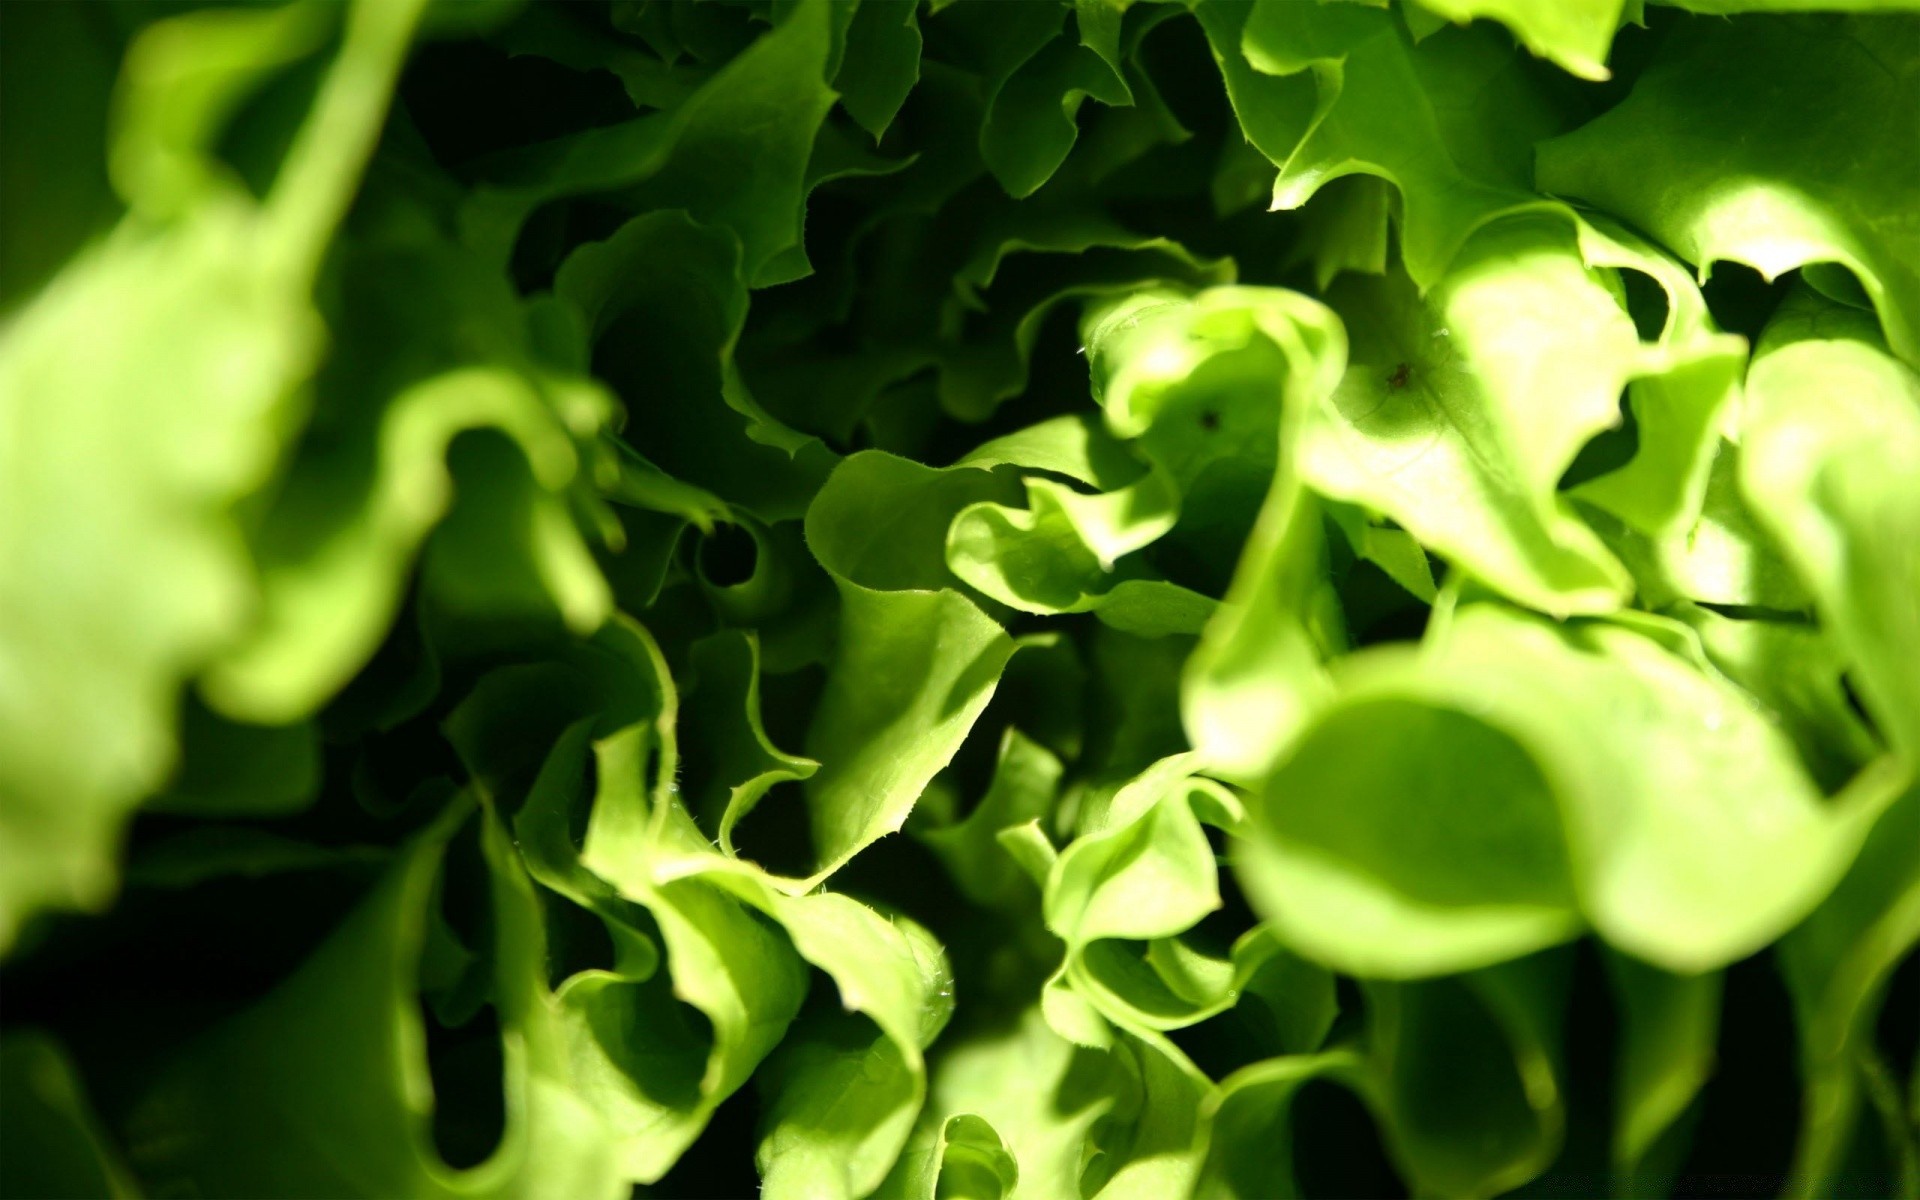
[[4, 0, 1919, 1196]]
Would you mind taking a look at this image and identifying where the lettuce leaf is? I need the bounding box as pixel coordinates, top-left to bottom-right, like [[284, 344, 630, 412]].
[[5, 1, 1919, 1195]]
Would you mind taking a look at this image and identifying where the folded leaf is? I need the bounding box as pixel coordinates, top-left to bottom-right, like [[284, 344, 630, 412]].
[[1238, 604, 1879, 976], [1302, 216, 1640, 616], [120, 800, 628, 1199], [1741, 290, 1920, 760], [1538, 14, 1920, 363]]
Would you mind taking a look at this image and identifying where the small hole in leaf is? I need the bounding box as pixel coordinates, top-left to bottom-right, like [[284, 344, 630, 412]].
[[1620, 268, 1671, 342], [1700, 260, 1792, 343], [352, 715, 466, 821], [1671, 952, 1799, 1196], [697, 524, 758, 588], [510, 197, 633, 294], [542, 892, 616, 989], [1534, 942, 1623, 1190], [400, 40, 637, 174], [437, 818, 494, 961], [1840, 672, 1875, 730], [652, 1078, 764, 1199], [1341, 558, 1432, 648], [425, 1001, 506, 1170], [1875, 950, 1919, 1081], [724, 779, 814, 878], [1293, 1079, 1408, 1199], [1315, 975, 1371, 1053], [757, 666, 825, 756]]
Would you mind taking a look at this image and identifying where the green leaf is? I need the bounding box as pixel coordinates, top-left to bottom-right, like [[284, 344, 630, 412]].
[[940, 221, 1236, 424], [1605, 951, 1721, 1192], [914, 727, 1065, 910], [752, 901, 953, 1200], [1289, 175, 1394, 293], [800, 582, 1016, 884], [786, 450, 1025, 884], [120, 800, 627, 1198], [555, 209, 838, 523], [1537, 14, 1920, 364], [1044, 763, 1253, 1032], [879, 1112, 1019, 1200], [1301, 216, 1641, 616], [485, 3, 712, 111], [1238, 604, 1878, 976], [945, 412, 1210, 632], [0, 1, 122, 313], [1602, 445, 1812, 612], [980, 26, 1132, 199], [461, 0, 839, 284], [450, 622, 810, 1185], [1327, 503, 1439, 603], [146, 699, 320, 818], [948, 469, 1180, 612], [1364, 955, 1569, 1197], [14, 3, 1920, 1194], [808, 451, 1020, 595], [1080, 1030, 1213, 1198], [1193, 1051, 1365, 1200], [513, 721, 662, 982], [525, 653, 953, 1193], [207, 362, 612, 722], [1564, 216, 1747, 541], [1189, 0, 1322, 190], [1741, 289, 1920, 760], [0, 0, 426, 948], [920, 1, 1124, 200], [1779, 780, 1920, 1194], [882, 1008, 1102, 1199], [106, 1, 331, 224], [837, 0, 924, 140], [569, 756, 814, 1181], [1407, 0, 1625, 80], [1234, 0, 1576, 285], [1077, 287, 1347, 783], [0, 1031, 141, 1200], [679, 631, 820, 855], [1237, 670, 1584, 979], [890, 1006, 1211, 1200], [757, 116, 919, 288], [1682, 604, 1883, 793]]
